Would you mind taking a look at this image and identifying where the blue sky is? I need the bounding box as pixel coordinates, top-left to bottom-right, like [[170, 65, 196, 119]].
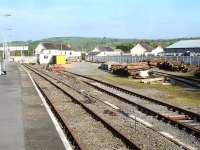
[[0, 0, 200, 41]]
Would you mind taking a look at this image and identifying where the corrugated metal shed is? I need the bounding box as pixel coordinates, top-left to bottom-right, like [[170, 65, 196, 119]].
[[167, 39, 200, 48]]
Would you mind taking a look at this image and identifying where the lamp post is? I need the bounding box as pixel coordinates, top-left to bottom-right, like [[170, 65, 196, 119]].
[[0, 13, 12, 75]]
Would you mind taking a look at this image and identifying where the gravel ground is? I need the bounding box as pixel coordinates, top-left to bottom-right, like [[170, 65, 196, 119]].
[[61, 72, 200, 150], [31, 72, 129, 150], [36, 69, 188, 150]]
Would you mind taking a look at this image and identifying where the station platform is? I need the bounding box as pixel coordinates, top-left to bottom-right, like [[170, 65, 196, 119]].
[[0, 62, 65, 150]]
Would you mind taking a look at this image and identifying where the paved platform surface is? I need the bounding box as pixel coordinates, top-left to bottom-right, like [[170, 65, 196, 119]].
[[0, 62, 65, 150]]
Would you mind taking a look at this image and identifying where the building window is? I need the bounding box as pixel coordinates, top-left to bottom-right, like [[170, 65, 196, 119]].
[[44, 55, 48, 59]]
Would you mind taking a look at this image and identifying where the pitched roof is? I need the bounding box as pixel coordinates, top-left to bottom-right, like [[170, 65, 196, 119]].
[[41, 42, 71, 50], [139, 43, 153, 52], [166, 39, 200, 49], [88, 51, 100, 56], [97, 46, 114, 51]]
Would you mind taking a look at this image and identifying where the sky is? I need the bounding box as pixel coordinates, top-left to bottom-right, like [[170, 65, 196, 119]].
[[0, 0, 200, 42]]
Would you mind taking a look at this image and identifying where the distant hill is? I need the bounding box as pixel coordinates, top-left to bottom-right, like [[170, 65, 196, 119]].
[[35, 36, 200, 52], [3, 36, 200, 55], [39, 37, 134, 51]]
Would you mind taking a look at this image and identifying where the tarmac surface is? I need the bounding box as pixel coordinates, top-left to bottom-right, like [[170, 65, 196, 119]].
[[68, 62, 108, 77], [0, 62, 65, 150]]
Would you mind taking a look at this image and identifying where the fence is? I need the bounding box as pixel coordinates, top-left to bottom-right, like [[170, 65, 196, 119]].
[[87, 55, 200, 66]]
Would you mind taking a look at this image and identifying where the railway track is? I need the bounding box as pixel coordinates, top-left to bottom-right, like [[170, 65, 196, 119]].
[[64, 71, 200, 138], [153, 71, 200, 89], [23, 64, 141, 150], [23, 64, 200, 149]]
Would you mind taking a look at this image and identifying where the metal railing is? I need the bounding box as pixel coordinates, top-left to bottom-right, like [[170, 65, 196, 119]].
[[87, 55, 200, 66]]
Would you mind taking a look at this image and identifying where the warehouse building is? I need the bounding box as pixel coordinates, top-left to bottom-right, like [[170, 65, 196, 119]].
[[164, 39, 200, 56], [35, 42, 81, 64]]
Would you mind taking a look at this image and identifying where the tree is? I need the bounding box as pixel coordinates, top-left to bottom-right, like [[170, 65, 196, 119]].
[[116, 44, 133, 53]]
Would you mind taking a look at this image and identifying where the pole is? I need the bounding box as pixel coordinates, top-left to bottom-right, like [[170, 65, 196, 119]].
[[1, 13, 12, 75], [61, 42, 62, 55]]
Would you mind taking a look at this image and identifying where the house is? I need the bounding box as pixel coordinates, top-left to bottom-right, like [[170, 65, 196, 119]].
[[164, 39, 200, 56], [89, 46, 122, 56], [35, 42, 81, 64], [130, 43, 153, 56], [145, 46, 164, 56]]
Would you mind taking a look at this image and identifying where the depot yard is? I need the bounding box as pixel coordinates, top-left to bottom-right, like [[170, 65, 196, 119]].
[[1, 41, 200, 150]]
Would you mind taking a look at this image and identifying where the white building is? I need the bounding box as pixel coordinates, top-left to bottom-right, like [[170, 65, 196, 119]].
[[145, 46, 164, 56], [130, 43, 153, 56], [89, 46, 122, 56], [35, 42, 81, 64]]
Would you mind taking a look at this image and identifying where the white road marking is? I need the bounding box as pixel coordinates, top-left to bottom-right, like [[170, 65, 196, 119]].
[[104, 101, 120, 110], [159, 132, 197, 150], [22, 66, 72, 150], [129, 114, 153, 128]]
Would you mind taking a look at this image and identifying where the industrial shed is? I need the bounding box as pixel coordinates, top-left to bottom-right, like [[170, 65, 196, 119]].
[[164, 39, 200, 56]]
